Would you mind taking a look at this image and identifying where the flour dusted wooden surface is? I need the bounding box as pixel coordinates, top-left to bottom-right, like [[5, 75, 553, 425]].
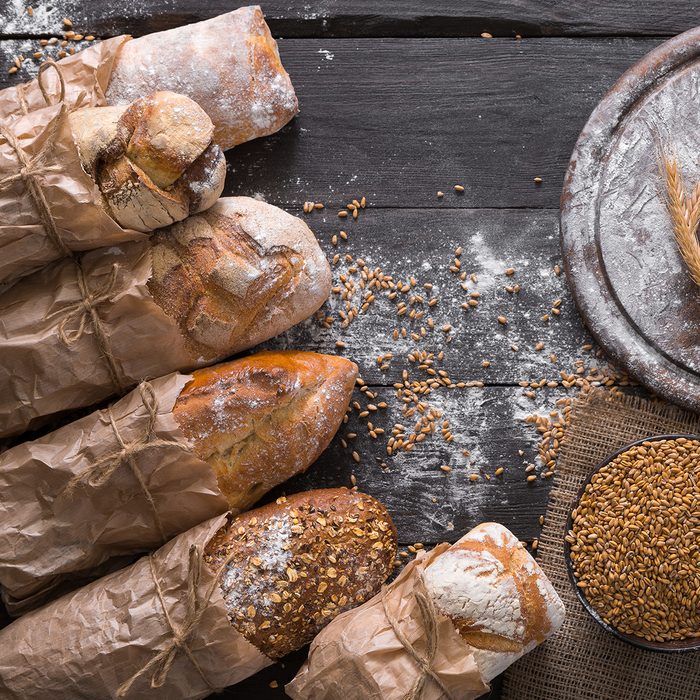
[[0, 3, 672, 698]]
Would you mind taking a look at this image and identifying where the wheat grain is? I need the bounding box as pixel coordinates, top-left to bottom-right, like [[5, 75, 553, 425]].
[[662, 156, 700, 287]]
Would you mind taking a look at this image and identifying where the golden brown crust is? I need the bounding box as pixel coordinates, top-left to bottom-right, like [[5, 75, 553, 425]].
[[204, 489, 397, 659], [173, 350, 358, 509], [148, 197, 332, 363], [119, 91, 214, 188], [69, 91, 225, 232]]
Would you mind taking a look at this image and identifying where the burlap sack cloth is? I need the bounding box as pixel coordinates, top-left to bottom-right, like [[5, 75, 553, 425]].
[[0, 514, 272, 699], [0, 238, 195, 438], [0, 372, 229, 616], [502, 389, 700, 700], [0, 37, 144, 285], [287, 544, 489, 700]]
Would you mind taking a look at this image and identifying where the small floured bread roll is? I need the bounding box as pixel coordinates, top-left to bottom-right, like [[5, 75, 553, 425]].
[[422, 522, 566, 680], [68, 91, 226, 232]]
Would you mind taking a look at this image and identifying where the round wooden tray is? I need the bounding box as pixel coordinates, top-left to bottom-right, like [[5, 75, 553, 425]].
[[561, 27, 700, 412]]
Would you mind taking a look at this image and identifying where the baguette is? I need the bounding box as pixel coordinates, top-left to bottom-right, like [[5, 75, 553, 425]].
[[288, 522, 565, 699], [174, 350, 358, 510], [204, 488, 399, 658], [105, 6, 298, 150], [0, 197, 332, 438], [0, 495, 396, 698], [68, 91, 226, 232]]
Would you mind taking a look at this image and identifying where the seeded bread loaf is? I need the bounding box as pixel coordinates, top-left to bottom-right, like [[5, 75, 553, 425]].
[[174, 351, 358, 510], [105, 6, 298, 151], [68, 91, 226, 232], [204, 488, 398, 658]]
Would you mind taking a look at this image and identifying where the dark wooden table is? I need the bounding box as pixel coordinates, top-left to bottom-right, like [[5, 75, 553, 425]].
[[0, 2, 697, 697]]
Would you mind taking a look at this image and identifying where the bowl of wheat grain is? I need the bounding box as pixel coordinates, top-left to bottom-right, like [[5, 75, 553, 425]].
[[564, 435, 700, 652]]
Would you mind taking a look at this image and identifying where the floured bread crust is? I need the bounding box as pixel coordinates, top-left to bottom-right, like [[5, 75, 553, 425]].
[[423, 522, 565, 681], [204, 489, 397, 659], [106, 6, 298, 150], [148, 196, 332, 363], [173, 350, 358, 510], [69, 91, 226, 231]]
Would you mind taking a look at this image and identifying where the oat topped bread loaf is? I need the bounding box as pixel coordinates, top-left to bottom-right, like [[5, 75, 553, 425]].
[[204, 488, 398, 658], [174, 350, 358, 509]]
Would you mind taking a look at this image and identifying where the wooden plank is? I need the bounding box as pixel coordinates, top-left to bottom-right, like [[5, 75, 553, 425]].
[[0, 1, 697, 39], [262, 207, 603, 386], [0, 37, 660, 208]]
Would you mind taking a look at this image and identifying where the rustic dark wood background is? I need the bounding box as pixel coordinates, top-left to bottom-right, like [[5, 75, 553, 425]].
[[0, 2, 696, 697]]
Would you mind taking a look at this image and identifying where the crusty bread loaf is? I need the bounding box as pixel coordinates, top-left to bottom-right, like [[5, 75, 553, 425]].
[[204, 488, 398, 659], [148, 196, 332, 362], [68, 91, 226, 232], [422, 522, 566, 681], [174, 351, 358, 510], [105, 7, 298, 151], [287, 522, 565, 699]]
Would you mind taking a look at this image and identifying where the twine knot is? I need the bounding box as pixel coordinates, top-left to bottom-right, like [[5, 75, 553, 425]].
[[0, 60, 70, 257], [381, 574, 456, 700], [116, 545, 223, 697], [61, 381, 185, 542], [56, 260, 126, 393]]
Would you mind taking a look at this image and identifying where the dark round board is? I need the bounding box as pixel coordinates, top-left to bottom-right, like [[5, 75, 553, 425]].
[[561, 27, 700, 412]]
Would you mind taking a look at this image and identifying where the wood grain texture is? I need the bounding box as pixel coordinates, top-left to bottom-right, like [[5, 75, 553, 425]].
[[0, 37, 659, 208], [0, 1, 697, 38]]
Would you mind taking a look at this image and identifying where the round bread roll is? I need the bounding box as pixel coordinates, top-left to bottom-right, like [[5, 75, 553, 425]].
[[68, 91, 226, 232]]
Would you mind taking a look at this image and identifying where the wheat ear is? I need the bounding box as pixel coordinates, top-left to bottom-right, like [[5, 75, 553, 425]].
[[662, 156, 700, 287]]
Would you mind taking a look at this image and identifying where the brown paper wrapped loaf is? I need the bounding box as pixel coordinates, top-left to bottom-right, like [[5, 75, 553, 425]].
[[0, 350, 356, 613], [105, 6, 298, 150], [287, 523, 566, 700], [0, 491, 396, 699], [0, 7, 296, 284], [174, 350, 358, 509], [0, 197, 332, 438], [68, 91, 226, 231], [205, 489, 399, 658]]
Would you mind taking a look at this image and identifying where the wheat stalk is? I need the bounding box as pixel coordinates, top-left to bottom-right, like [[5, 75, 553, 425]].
[[661, 155, 700, 287]]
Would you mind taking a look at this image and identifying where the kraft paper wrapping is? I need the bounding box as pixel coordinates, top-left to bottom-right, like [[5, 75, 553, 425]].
[[0, 36, 144, 285], [0, 239, 195, 438], [0, 514, 273, 699], [0, 372, 230, 615], [287, 544, 490, 700]]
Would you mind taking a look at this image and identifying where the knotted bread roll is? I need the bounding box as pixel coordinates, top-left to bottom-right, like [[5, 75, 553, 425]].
[[68, 91, 226, 231]]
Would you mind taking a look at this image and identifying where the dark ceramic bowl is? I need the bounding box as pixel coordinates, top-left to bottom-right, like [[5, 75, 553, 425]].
[[564, 434, 700, 652]]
